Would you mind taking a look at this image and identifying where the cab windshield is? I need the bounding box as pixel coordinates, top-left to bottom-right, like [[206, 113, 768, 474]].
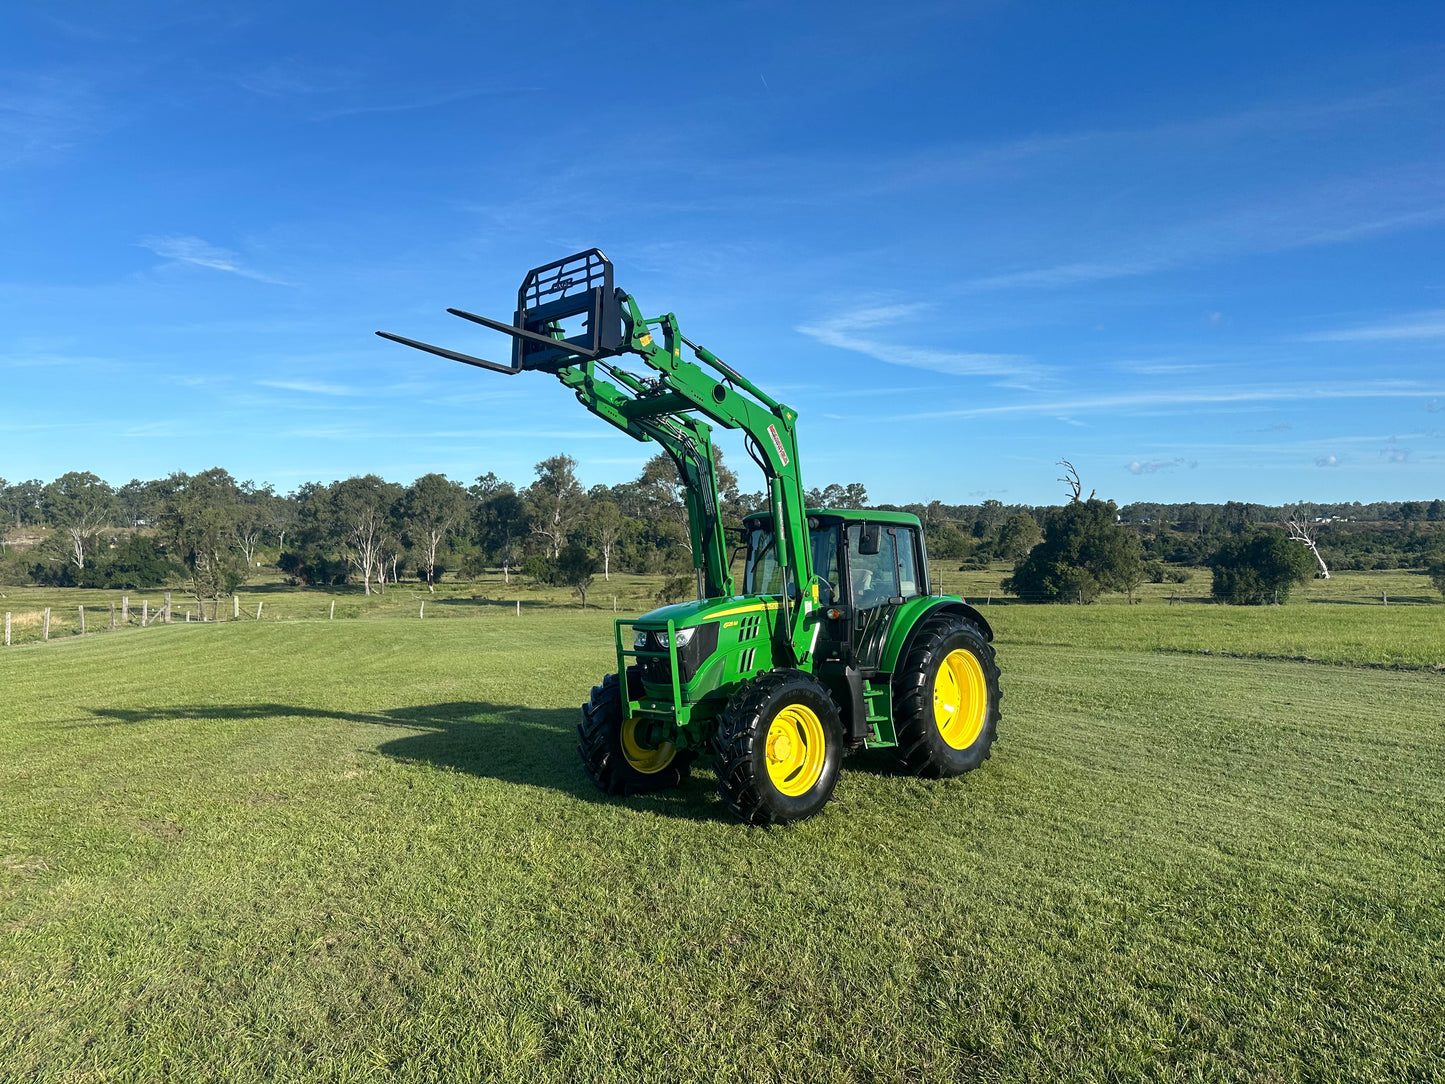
[[744, 528, 783, 595], [744, 523, 842, 600]]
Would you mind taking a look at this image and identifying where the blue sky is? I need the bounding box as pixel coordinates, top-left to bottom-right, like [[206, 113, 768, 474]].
[[2, 1, 1443, 505]]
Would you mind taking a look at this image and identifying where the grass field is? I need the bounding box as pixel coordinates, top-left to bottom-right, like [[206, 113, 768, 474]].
[[2, 587, 1443, 1081]]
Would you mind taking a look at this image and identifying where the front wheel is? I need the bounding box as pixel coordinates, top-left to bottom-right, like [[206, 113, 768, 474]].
[[578, 669, 694, 795], [714, 670, 844, 826], [892, 617, 1001, 778]]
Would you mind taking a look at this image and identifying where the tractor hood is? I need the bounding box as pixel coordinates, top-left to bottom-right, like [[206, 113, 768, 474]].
[[634, 595, 781, 629]]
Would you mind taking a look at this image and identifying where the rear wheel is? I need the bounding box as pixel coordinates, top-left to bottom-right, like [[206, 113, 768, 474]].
[[579, 669, 694, 795], [892, 617, 1000, 777], [714, 670, 844, 826]]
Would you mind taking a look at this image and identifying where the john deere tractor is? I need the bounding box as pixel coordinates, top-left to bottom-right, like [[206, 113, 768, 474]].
[[379, 250, 1001, 824]]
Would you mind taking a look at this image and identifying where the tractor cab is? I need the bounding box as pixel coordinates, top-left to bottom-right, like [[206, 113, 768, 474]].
[[742, 508, 931, 673]]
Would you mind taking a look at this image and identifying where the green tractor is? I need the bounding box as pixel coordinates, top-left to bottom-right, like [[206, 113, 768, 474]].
[[379, 250, 1001, 824]]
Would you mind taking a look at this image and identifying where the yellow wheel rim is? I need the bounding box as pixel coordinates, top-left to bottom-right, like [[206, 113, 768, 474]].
[[765, 703, 827, 797], [934, 648, 988, 750], [620, 716, 677, 774]]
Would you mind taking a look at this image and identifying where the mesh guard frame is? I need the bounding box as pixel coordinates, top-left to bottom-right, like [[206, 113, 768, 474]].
[[512, 249, 624, 371]]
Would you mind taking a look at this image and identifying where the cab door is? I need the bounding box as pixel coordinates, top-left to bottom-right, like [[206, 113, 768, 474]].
[[845, 523, 924, 671]]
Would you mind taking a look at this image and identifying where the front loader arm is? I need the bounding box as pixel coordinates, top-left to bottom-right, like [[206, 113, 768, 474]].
[[377, 251, 818, 666]]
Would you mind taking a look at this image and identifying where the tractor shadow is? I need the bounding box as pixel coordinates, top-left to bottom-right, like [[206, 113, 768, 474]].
[[83, 701, 730, 822]]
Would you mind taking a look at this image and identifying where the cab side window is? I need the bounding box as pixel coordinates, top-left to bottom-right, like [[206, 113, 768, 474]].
[[894, 527, 921, 599], [847, 524, 899, 611]]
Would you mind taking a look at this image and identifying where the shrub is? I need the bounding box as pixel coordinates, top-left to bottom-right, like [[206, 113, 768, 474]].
[[1003, 498, 1143, 603], [556, 541, 599, 606], [1210, 532, 1314, 604], [655, 574, 693, 606], [521, 553, 557, 586], [24, 536, 180, 589], [457, 551, 489, 581], [1428, 555, 1445, 600], [278, 550, 348, 586]]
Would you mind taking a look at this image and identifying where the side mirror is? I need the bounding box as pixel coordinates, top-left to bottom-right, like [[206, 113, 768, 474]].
[[859, 523, 882, 555]]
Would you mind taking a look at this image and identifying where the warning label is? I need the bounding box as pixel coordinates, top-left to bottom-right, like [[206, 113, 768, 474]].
[[767, 424, 789, 466]]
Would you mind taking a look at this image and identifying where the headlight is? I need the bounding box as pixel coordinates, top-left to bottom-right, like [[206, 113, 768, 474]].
[[634, 629, 650, 649], [653, 627, 696, 650]]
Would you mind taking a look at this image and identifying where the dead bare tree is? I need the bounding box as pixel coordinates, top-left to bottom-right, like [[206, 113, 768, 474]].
[[1056, 460, 1095, 503], [1285, 514, 1330, 579]]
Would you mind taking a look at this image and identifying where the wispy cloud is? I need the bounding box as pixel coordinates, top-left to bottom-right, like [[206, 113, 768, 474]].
[[237, 63, 529, 121], [1113, 359, 1207, 375], [0, 73, 94, 170], [901, 381, 1445, 420], [141, 235, 292, 285], [1314, 454, 1340, 467], [257, 379, 361, 396], [797, 304, 1043, 382], [964, 172, 1445, 292], [1126, 457, 1196, 475], [0, 350, 113, 369], [313, 87, 525, 121], [1295, 309, 1445, 342], [1380, 436, 1412, 463]]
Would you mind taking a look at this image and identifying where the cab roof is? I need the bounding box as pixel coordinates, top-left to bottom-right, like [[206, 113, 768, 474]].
[[743, 508, 923, 528]]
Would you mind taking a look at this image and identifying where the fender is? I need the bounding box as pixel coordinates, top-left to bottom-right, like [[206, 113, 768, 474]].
[[877, 596, 993, 676]]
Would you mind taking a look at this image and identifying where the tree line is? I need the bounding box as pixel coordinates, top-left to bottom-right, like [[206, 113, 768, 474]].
[[0, 455, 866, 606], [1, 464, 1441, 606]]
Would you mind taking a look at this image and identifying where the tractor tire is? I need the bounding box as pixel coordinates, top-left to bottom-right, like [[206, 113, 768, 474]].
[[578, 669, 694, 796], [892, 616, 1001, 778], [714, 669, 844, 826]]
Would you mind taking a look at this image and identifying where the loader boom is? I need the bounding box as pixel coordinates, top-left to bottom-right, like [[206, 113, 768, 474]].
[[377, 249, 820, 665]]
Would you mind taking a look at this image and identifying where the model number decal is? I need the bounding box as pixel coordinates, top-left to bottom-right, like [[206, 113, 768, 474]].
[[767, 424, 789, 466]]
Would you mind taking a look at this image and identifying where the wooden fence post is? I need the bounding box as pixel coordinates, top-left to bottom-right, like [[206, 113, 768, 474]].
[[329, 600, 335, 620], [516, 600, 521, 617], [142, 600, 149, 627], [256, 601, 263, 620], [43, 608, 50, 641], [419, 601, 425, 619], [4, 612, 9, 646], [111, 601, 116, 629], [164, 591, 171, 623], [234, 595, 240, 619], [122, 596, 129, 624], [79, 606, 86, 635]]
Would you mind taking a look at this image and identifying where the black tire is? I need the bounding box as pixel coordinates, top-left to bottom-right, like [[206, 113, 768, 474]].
[[578, 669, 694, 796], [714, 669, 844, 826], [892, 617, 1001, 778]]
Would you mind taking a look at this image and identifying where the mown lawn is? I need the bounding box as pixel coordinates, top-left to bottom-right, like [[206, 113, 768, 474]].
[[1, 611, 1443, 1082]]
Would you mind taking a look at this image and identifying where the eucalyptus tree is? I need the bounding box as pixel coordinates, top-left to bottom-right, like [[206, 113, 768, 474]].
[[42, 471, 117, 571], [476, 481, 527, 583], [326, 475, 403, 596], [527, 455, 586, 559], [157, 468, 247, 605], [587, 499, 625, 580], [232, 482, 273, 571], [402, 473, 470, 591]]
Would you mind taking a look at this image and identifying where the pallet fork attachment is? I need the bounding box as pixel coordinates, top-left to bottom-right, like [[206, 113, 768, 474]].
[[376, 248, 623, 373]]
